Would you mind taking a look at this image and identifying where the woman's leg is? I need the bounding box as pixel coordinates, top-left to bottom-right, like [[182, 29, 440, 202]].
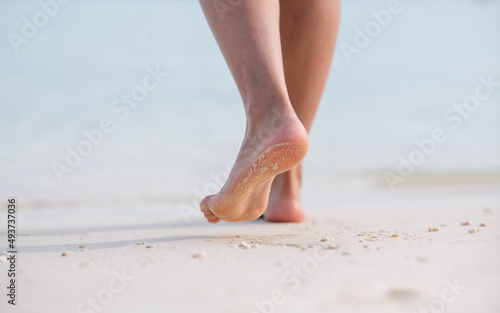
[[264, 0, 341, 222], [199, 0, 309, 223]]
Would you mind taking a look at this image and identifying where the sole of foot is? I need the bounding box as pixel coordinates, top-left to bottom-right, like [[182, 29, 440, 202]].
[[200, 117, 308, 223]]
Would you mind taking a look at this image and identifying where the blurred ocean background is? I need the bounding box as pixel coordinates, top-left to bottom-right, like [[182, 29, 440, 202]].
[[0, 0, 499, 214]]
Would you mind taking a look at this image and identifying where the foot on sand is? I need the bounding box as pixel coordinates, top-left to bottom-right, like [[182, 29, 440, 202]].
[[200, 104, 308, 223], [264, 165, 305, 222]]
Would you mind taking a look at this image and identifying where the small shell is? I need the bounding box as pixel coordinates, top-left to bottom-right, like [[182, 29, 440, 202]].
[[469, 229, 479, 233], [250, 244, 259, 249], [391, 234, 400, 238], [300, 246, 307, 251], [328, 244, 339, 250], [480, 222, 489, 227], [137, 242, 146, 245], [428, 227, 440, 232], [146, 244, 156, 248], [237, 241, 248, 249], [461, 221, 471, 226], [78, 244, 87, 249], [320, 238, 330, 242], [62, 252, 71, 257], [193, 251, 207, 258]]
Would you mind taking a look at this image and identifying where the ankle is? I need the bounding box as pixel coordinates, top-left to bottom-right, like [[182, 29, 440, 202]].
[[246, 96, 294, 124]]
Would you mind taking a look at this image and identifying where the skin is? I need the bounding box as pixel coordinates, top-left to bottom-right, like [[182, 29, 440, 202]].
[[266, 0, 340, 222], [199, 0, 340, 223]]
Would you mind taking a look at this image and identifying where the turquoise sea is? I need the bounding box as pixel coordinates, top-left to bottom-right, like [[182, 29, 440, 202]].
[[0, 0, 499, 212]]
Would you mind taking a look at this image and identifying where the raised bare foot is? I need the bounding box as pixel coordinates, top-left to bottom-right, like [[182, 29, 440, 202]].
[[264, 165, 306, 222], [200, 104, 308, 223]]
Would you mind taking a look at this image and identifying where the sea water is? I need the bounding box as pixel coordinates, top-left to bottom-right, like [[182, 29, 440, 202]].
[[0, 0, 499, 211]]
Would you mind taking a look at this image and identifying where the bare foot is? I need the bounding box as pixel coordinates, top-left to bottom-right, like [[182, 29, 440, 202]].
[[264, 165, 305, 222], [200, 105, 308, 223]]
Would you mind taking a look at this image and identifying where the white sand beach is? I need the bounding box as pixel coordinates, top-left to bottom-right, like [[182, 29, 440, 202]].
[[1, 197, 499, 313]]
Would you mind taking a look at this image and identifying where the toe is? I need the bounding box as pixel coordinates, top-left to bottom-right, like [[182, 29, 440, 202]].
[[207, 215, 220, 223], [200, 197, 210, 213], [204, 211, 220, 223], [200, 196, 220, 223], [200, 196, 214, 215]]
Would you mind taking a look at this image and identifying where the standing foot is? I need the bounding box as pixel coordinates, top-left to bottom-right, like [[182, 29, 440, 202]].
[[200, 103, 308, 223], [264, 165, 305, 223]]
